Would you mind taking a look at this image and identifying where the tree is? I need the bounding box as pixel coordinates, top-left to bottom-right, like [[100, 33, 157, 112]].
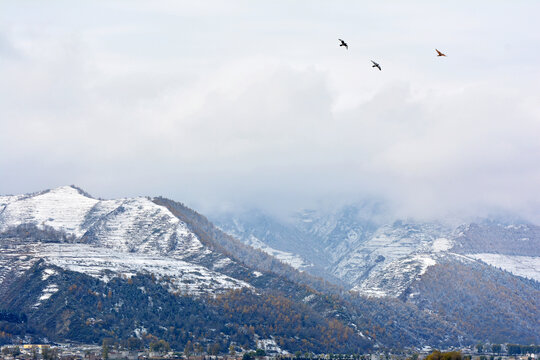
[[255, 349, 266, 356], [476, 344, 483, 354], [127, 337, 143, 351], [42, 347, 59, 360], [492, 345, 501, 354], [12, 346, 21, 357], [150, 340, 171, 353], [209, 343, 220, 356], [255, 349, 266, 357], [185, 340, 194, 357], [103, 339, 112, 360], [507, 344, 522, 356], [424, 350, 462, 360]]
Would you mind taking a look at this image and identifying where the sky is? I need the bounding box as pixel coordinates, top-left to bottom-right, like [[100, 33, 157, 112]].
[[1, 1, 540, 222]]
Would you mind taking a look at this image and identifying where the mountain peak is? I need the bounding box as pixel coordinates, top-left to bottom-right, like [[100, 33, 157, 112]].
[[47, 185, 94, 199]]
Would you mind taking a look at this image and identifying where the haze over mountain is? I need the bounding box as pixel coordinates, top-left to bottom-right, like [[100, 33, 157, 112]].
[[1, 186, 539, 350], [212, 203, 540, 293]]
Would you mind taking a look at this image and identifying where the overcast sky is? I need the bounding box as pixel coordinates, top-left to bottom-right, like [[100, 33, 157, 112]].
[[1, 1, 540, 222]]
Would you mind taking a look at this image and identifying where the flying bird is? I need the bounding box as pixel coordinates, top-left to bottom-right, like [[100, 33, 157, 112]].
[[371, 60, 381, 71], [435, 49, 446, 57], [339, 39, 348, 50]]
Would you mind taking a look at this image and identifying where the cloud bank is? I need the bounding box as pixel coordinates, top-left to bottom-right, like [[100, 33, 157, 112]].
[[1, 1, 540, 222]]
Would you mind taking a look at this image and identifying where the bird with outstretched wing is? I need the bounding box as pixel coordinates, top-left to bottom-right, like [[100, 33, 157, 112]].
[[436, 49, 447, 57]]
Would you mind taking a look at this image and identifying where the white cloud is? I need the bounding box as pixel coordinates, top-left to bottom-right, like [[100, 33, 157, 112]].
[[1, 1, 540, 222]]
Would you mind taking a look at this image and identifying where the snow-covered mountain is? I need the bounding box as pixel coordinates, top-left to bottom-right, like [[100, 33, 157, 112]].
[[213, 205, 540, 345], [1, 186, 539, 348], [212, 205, 540, 297], [0, 186, 252, 296]]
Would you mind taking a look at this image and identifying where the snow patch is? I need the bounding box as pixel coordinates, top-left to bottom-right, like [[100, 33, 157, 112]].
[[34, 283, 59, 307], [41, 268, 58, 280], [352, 254, 437, 297], [467, 253, 540, 281], [246, 235, 312, 270], [256, 338, 289, 355], [38, 243, 252, 296], [432, 238, 452, 252]]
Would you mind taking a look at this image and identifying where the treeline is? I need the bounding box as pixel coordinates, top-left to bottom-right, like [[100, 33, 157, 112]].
[[0, 262, 367, 353], [345, 295, 464, 348], [424, 351, 462, 360], [212, 288, 368, 354], [1, 260, 483, 351], [0, 223, 76, 243], [506, 344, 540, 355]]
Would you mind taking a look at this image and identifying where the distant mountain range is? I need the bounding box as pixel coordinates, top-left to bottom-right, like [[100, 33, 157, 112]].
[[0, 186, 538, 352], [212, 206, 540, 294], [213, 205, 540, 344]]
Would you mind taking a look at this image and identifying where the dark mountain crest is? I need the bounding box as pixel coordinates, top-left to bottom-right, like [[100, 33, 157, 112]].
[[152, 197, 343, 295], [69, 185, 95, 199]]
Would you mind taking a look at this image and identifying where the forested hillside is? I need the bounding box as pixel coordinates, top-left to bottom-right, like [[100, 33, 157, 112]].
[[1, 187, 539, 352], [1, 261, 369, 353], [405, 258, 540, 344]]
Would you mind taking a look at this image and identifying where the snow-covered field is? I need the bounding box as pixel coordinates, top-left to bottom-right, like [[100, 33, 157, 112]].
[[39, 243, 251, 294], [467, 253, 540, 281]]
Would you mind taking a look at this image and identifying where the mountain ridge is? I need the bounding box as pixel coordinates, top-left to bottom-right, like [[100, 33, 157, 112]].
[[1, 186, 539, 349]]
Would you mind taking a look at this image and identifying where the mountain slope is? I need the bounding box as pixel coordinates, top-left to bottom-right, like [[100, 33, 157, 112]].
[[212, 205, 540, 345], [0, 186, 255, 297], [0, 186, 371, 352], [1, 187, 538, 350], [405, 257, 540, 344]]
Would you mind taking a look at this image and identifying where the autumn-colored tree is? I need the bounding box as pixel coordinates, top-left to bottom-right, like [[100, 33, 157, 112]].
[[425, 350, 462, 360], [150, 339, 171, 353], [184, 340, 193, 357]]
